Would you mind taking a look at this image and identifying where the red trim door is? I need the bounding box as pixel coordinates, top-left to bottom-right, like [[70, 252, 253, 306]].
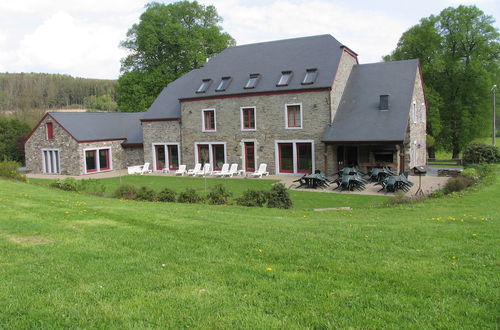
[[155, 145, 166, 170], [278, 143, 294, 173], [244, 142, 255, 172], [296, 143, 312, 174], [85, 150, 97, 173], [167, 145, 179, 170], [99, 149, 110, 171]]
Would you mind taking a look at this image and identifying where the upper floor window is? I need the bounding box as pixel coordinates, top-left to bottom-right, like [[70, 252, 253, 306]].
[[277, 71, 292, 86], [202, 109, 216, 131], [215, 77, 231, 91], [46, 122, 54, 140], [245, 74, 260, 89], [196, 79, 211, 93], [301, 68, 318, 85], [286, 104, 302, 129], [241, 107, 256, 131]]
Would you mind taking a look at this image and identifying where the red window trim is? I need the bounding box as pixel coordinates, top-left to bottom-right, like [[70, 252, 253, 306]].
[[203, 109, 215, 131], [296, 143, 312, 174], [211, 144, 225, 171], [46, 122, 54, 140], [155, 145, 165, 171], [241, 107, 256, 130], [286, 105, 301, 128], [244, 142, 255, 172], [167, 145, 179, 170], [85, 150, 97, 173], [278, 143, 294, 173], [99, 149, 110, 171], [85, 148, 111, 173]]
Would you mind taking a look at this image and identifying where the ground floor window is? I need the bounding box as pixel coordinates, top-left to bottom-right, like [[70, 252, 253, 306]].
[[276, 141, 314, 174], [153, 143, 180, 171], [244, 142, 256, 172], [195, 142, 226, 171], [43, 149, 59, 174], [84, 148, 111, 174]]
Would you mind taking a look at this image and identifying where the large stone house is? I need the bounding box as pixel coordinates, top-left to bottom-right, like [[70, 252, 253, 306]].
[[25, 34, 426, 176]]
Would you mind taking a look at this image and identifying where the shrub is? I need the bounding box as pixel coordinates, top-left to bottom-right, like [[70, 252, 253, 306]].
[[157, 188, 177, 202], [136, 186, 158, 201], [443, 176, 476, 194], [460, 168, 479, 181], [462, 142, 499, 165], [266, 183, 293, 209], [0, 160, 27, 182], [236, 189, 268, 207], [177, 188, 204, 203], [113, 184, 139, 200], [207, 184, 232, 205], [474, 163, 496, 184], [50, 177, 82, 191]]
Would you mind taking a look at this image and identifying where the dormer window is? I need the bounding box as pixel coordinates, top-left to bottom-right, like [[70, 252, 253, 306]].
[[277, 71, 292, 86], [379, 95, 389, 110], [196, 79, 211, 93], [215, 77, 231, 91], [302, 69, 317, 85], [245, 74, 260, 89]]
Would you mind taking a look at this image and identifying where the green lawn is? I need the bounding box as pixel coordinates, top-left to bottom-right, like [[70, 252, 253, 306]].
[[29, 175, 387, 210], [0, 174, 498, 328]]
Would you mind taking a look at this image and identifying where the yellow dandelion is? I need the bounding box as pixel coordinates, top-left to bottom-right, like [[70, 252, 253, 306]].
[[266, 267, 272, 271], [257, 249, 263, 253], [472, 233, 477, 237], [364, 235, 369, 238]]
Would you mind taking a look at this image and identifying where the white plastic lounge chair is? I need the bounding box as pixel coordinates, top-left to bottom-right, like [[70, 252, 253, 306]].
[[187, 163, 202, 176], [224, 163, 240, 177], [213, 163, 230, 176], [127, 162, 152, 175], [195, 163, 211, 177], [251, 163, 269, 178], [175, 165, 187, 176]]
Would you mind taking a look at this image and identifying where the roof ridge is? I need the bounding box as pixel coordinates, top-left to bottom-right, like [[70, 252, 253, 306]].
[[226, 34, 340, 49]]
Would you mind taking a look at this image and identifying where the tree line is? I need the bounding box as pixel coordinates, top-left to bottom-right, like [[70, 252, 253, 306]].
[[0, 73, 117, 111]]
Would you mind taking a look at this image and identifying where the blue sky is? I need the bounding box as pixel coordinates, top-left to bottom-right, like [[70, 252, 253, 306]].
[[0, 0, 498, 79]]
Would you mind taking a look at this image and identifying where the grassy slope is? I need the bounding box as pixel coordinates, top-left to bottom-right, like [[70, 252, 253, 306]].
[[29, 175, 386, 210], [0, 177, 498, 328]]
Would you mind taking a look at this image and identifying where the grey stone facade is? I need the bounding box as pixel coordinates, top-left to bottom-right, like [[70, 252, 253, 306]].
[[180, 90, 331, 174], [406, 69, 427, 169], [330, 51, 357, 122]]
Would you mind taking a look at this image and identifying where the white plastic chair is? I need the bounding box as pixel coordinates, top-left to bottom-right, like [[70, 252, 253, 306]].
[[251, 164, 269, 178], [187, 163, 202, 176], [213, 163, 230, 176], [195, 163, 211, 177], [224, 163, 240, 177], [175, 165, 187, 176], [127, 162, 152, 175]]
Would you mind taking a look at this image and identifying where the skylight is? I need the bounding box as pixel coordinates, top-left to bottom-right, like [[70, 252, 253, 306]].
[[245, 74, 260, 89], [196, 79, 211, 93], [301, 69, 318, 85], [277, 71, 292, 86], [379, 95, 389, 110], [216, 77, 231, 91]]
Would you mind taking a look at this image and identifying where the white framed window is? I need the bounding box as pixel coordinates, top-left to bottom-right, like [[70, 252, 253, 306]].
[[42, 149, 60, 174], [274, 140, 315, 175], [194, 142, 227, 171], [83, 147, 112, 174], [285, 103, 303, 129], [152, 142, 181, 171], [202, 108, 216, 132], [240, 106, 256, 131]]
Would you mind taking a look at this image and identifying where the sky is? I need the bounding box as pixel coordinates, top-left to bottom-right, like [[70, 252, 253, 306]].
[[0, 0, 498, 80]]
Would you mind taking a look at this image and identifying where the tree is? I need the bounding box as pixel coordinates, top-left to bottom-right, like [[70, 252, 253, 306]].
[[0, 118, 31, 163], [117, 1, 235, 112], [385, 5, 500, 158]]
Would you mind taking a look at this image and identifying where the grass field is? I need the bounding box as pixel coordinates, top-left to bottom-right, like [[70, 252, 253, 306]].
[[0, 173, 498, 328], [29, 175, 387, 210]]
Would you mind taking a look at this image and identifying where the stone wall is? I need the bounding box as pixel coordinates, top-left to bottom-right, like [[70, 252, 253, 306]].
[[123, 146, 144, 166], [25, 114, 80, 175], [142, 120, 181, 169], [330, 50, 357, 122], [180, 90, 331, 174]]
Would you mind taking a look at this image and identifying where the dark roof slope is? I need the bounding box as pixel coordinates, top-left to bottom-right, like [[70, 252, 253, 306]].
[[49, 112, 144, 144], [144, 34, 348, 120], [323, 59, 419, 143]]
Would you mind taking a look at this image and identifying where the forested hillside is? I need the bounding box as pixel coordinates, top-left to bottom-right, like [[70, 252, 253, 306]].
[[0, 73, 117, 111]]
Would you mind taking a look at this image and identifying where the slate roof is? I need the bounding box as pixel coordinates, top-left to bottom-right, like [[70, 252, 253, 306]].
[[143, 34, 348, 120], [323, 59, 419, 143], [49, 112, 144, 144]]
